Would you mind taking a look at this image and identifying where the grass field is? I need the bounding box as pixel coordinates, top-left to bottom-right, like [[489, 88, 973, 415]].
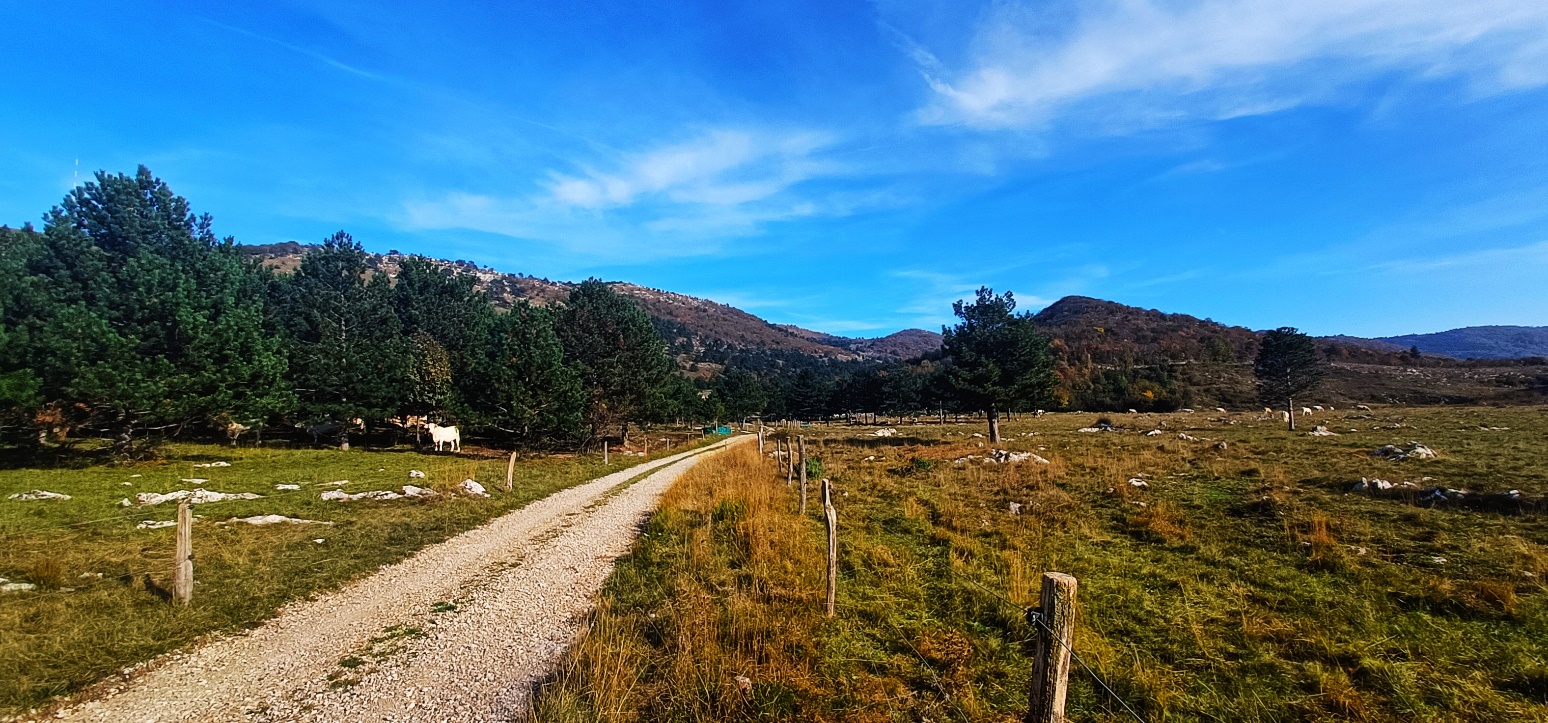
[[0, 435, 708, 717], [535, 406, 1548, 722]]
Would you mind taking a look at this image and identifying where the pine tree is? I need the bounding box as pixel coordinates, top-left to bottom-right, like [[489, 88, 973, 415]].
[[271, 232, 411, 447], [1254, 327, 1324, 431], [392, 256, 492, 418], [940, 287, 1055, 442], [471, 303, 584, 442], [4, 168, 291, 453], [557, 279, 675, 445]]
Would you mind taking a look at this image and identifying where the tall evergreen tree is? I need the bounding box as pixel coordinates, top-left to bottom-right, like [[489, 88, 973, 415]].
[[557, 279, 675, 444], [940, 287, 1055, 442], [1254, 327, 1324, 431], [392, 256, 492, 418], [471, 303, 585, 442], [1, 168, 291, 452], [711, 367, 768, 423], [270, 232, 411, 448]]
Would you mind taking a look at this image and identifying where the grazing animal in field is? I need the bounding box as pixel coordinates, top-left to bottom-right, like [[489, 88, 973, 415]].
[[429, 423, 461, 453], [301, 421, 338, 444], [1301, 407, 1313, 416], [224, 421, 250, 447], [1281, 411, 1291, 422]]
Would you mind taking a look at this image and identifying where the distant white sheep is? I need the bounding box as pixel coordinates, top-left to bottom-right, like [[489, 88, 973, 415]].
[[1301, 407, 1313, 416], [429, 423, 461, 453]]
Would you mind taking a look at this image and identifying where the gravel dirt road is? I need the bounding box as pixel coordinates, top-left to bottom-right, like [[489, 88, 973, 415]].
[[40, 436, 748, 723]]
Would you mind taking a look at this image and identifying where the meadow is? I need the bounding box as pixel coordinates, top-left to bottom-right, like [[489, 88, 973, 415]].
[[0, 435, 705, 717], [535, 406, 1548, 722]]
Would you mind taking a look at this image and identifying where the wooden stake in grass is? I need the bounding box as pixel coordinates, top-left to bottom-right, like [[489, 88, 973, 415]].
[[822, 477, 837, 618], [1027, 572, 1078, 723], [798, 435, 808, 515], [173, 500, 193, 606], [505, 450, 517, 492], [603, 441, 609, 466], [758, 424, 764, 454]]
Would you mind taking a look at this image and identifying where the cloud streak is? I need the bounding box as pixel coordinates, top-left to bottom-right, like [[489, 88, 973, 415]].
[[915, 0, 1548, 130], [399, 128, 869, 259], [200, 18, 385, 81]]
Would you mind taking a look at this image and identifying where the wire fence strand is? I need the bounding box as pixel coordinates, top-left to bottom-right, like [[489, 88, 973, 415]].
[[959, 574, 1149, 723]]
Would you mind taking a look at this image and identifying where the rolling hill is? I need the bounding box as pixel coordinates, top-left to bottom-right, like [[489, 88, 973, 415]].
[[1377, 326, 1548, 360]]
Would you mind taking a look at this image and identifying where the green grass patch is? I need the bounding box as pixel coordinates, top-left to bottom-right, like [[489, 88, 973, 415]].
[[0, 437, 709, 715]]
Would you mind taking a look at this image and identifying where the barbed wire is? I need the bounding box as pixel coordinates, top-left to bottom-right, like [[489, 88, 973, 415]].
[[958, 575, 1148, 723]]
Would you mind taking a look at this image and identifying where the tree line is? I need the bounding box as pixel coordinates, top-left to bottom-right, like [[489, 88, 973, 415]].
[[0, 168, 687, 453], [0, 167, 1325, 452]]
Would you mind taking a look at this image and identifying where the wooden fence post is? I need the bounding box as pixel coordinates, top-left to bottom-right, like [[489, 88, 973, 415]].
[[1026, 572, 1078, 723], [798, 435, 808, 514], [822, 478, 837, 618], [173, 500, 193, 606], [758, 424, 764, 454], [505, 450, 517, 492], [785, 437, 794, 486], [603, 441, 609, 466]]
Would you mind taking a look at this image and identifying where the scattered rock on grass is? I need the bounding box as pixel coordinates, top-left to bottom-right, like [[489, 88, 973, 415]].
[[874, 428, 897, 437], [192, 461, 232, 468], [1372, 442, 1437, 461], [275, 484, 301, 491], [321, 489, 402, 502], [460, 479, 489, 498], [409, 470, 426, 479], [135, 489, 263, 506], [1308, 425, 1339, 437], [1129, 478, 1149, 489], [223, 515, 333, 526], [1, 579, 37, 593], [7, 489, 71, 501], [136, 520, 177, 530]]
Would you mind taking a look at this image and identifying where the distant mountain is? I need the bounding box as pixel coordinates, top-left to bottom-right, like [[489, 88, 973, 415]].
[[1317, 335, 1406, 354], [776, 325, 943, 360], [1376, 326, 1548, 360]]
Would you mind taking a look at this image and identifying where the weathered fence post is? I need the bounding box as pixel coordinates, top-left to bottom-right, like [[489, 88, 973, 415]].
[[174, 500, 193, 605], [603, 441, 609, 465], [1026, 572, 1078, 723], [798, 435, 808, 514], [785, 437, 794, 485], [822, 478, 837, 618], [758, 424, 764, 454], [505, 450, 517, 492]]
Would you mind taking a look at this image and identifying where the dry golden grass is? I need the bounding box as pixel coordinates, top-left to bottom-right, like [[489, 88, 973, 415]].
[[538, 407, 1548, 722]]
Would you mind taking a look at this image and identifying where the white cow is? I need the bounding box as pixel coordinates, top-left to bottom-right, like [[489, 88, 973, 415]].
[[428, 423, 460, 453]]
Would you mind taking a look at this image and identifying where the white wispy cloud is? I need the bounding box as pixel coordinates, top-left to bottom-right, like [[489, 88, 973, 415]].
[[914, 0, 1548, 130], [399, 127, 870, 259], [544, 129, 834, 208]]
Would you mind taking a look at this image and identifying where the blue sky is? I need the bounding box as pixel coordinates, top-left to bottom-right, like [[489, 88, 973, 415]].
[[3, 0, 1547, 338]]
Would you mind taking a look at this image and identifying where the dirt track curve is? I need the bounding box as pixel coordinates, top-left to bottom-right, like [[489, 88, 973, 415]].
[[41, 435, 748, 723]]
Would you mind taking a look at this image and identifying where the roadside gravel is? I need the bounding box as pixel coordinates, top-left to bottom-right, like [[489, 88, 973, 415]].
[[40, 436, 748, 723]]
